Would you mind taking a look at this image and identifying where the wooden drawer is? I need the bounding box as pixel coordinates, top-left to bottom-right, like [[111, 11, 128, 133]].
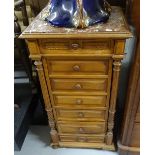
[[51, 79, 108, 92], [60, 135, 105, 143], [47, 60, 109, 75], [56, 109, 106, 121], [57, 122, 106, 134], [39, 39, 113, 54], [54, 95, 107, 107]]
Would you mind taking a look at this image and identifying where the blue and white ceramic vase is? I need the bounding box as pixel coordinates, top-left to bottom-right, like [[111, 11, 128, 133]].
[[45, 0, 111, 28]]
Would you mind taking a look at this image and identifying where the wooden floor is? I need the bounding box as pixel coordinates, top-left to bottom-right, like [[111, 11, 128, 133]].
[[14, 126, 118, 155]]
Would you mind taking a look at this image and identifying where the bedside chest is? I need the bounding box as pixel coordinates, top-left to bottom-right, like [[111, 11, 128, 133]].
[[20, 6, 132, 150]]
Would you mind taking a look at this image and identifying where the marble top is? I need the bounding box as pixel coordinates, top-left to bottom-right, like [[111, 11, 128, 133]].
[[21, 6, 132, 38]]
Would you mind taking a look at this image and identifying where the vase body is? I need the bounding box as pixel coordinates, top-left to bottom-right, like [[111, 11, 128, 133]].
[[45, 0, 111, 28]]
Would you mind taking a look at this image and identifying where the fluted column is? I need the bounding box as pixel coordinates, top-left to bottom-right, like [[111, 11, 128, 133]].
[[106, 60, 122, 145], [34, 61, 59, 147]]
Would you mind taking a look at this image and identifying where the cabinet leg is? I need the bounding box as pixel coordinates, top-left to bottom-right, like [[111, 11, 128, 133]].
[[50, 129, 59, 147], [106, 132, 113, 145]]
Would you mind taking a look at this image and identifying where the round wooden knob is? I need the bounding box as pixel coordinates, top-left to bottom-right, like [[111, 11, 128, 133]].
[[76, 99, 82, 104], [74, 83, 82, 90], [79, 127, 84, 133], [71, 43, 79, 50], [77, 137, 87, 142], [78, 112, 84, 118], [73, 65, 80, 71]]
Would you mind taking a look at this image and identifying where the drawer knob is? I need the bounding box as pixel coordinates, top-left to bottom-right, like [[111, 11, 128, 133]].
[[74, 84, 82, 90], [71, 43, 80, 50], [76, 99, 82, 104], [77, 137, 87, 142], [73, 65, 80, 71], [79, 127, 85, 133], [78, 112, 84, 118]]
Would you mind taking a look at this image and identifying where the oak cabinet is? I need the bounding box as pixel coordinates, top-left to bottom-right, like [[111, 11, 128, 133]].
[[20, 6, 131, 150]]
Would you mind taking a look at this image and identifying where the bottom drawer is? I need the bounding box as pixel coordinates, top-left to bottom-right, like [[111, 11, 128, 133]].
[[60, 135, 105, 143]]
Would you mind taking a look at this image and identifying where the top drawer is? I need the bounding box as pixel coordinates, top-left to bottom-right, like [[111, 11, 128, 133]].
[[38, 39, 114, 55]]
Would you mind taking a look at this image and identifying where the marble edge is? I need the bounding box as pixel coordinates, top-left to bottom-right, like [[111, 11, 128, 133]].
[[19, 6, 132, 39]]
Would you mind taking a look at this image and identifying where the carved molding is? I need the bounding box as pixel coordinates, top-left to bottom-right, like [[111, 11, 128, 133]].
[[49, 121, 55, 129], [113, 61, 122, 71], [34, 61, 42, 66]]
